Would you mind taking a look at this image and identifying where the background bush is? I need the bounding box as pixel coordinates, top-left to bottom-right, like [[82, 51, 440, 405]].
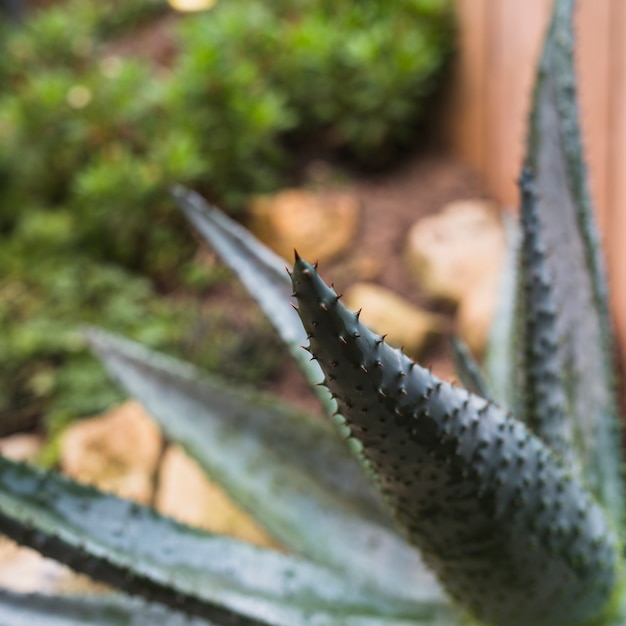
[[0, 0, 453, 436]]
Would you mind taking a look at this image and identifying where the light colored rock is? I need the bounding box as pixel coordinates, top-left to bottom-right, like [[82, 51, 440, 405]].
[[155, 445, 278, 549], [343, 283, 445, 357], [405, 199, 505, 304], [247, 189, 359, 264], [169, 0, 216, 11], [0, 433, 44, 463], [457, 279, 498, 356], [60, 400, 163, 504], [0, 434, 105, 595], [405, 199, 506, 354], [344, 253, 383, 282], [0, 539, 105, 594]]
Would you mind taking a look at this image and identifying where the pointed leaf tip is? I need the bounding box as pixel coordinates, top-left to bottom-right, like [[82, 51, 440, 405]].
[[170, 185, 199, 213]]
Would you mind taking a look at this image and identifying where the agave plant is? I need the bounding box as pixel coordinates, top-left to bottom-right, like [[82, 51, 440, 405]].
[[0, 0, 623, 625]]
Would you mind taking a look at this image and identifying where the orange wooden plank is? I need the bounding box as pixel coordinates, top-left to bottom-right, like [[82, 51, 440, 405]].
[[447, 0, 488, 176], [447, 0, 626, 367], [484, 0, 551, 208], [577, 0, 611, 234]]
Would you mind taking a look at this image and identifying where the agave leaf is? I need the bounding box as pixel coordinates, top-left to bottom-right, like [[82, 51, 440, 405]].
[[0, 591, 462, 626], [517, 170, 574, 465], [0, 454, 460, 626], [87, 328, 445, 605], [291, 256, 619, 626], [449, 337, 489, 398], [171, 185, 333, 415], [525, 0, 623, 525], [0, 590, 216, 626], [86, 329, 388, 525], [483, 211, 520, 410], [0, 592, 460, 626]]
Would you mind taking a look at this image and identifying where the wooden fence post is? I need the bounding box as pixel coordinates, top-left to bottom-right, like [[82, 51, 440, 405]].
[[448, 0, 626, 374]]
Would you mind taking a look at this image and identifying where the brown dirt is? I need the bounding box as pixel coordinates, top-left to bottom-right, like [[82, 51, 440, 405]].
[[256, 151, 489, 414]]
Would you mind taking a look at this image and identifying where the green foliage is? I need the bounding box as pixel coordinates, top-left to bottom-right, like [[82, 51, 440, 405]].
[[275, 0, 452, 161], [0, 0, 453, 432], [169, 0, 453, 197], [0, 0, 198, 431], [0, 243, 284, 436], [0, 256, 177, 431]]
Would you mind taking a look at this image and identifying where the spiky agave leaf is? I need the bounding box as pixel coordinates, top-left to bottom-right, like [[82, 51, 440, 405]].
[[291, 256, 619, 626], [517, 170, 574, 466], [0, 588, 461, 626], [0, 590, 215, 626], [449, 337, 489, 398], [0, 453, 463, 626], [524, 0, 623, 526], [86, 328, 445, 605]]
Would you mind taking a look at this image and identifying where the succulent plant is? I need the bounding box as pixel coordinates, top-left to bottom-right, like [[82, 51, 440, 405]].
[[0, 0, 623, 625]]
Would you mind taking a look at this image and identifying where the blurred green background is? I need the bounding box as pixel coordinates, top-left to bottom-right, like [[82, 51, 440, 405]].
[[0, 0, 454, 438]]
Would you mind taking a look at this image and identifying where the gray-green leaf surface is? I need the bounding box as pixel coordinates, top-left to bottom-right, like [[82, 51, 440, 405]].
[[87, 328, 444, 605], [525, 0, 623, 526], [291, 255, 619, 626], [0, 454, 457, 626], [517, 170, 574, 465], [0, 591, 215, 626], [449, 337, 489, 398]]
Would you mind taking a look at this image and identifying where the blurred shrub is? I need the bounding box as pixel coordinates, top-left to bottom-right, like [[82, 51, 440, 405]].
[[0, 22, 201, 278], [171, 0, 453, 202], [0, 204, 284, 435], [0, 0, 453, 433]]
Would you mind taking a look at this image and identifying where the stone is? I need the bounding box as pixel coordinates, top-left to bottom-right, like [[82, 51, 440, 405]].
[[60, 400, 163, 504], [168, 0, 216, 11], [0, 433, 43, 463], [343, 253, 383, 282], [155, 445, 278, 549], [342, 283, 445, 358], [405, 199, 505, 304], [0, 539, 103, 594], [457, 278, 499, 356], [247, 189, 359, 264], [405, 199, 506, 354], [0, 433, 103, 595]]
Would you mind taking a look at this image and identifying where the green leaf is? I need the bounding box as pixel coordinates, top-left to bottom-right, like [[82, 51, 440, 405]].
[[291, 256, 619, 626], [172, 186, 334, 415], [483, 212, 520, 410], [0, 590, 463, 626], [87, 328, 445, 605], [516, 170, 574, 465], [525, 0, 623, 526], [0, 590, 215, 626], [449, 337, 489, 398], [0, 454, 457, 625]]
